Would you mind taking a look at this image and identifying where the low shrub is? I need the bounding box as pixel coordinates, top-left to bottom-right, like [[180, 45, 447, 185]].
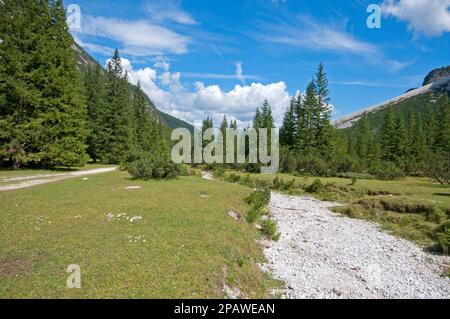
[[305, 179, 324, 193], [260, 220, 280, 241], [225, 173, 241, 183], [213, 167, 225, 178], [125, 150, 180, 180], [240, 174, 253, 187], [246, 206, 261, 224], [369, 162, 405, 181], [433, 221, 450, 253], [272, 176, 296, 191], [245, 187, 271, 209], [299, 156, 330, 177]]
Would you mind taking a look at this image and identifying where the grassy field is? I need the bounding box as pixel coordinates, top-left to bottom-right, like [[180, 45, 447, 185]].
[[218, 170, 450, 249], [0, 169, 278, 298]]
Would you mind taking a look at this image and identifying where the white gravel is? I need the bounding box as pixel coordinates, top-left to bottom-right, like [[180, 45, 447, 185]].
[[262, 192, 450, 299]]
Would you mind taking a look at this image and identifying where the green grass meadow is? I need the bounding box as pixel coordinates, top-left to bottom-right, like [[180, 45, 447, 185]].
[[0, 170, 277, 298]]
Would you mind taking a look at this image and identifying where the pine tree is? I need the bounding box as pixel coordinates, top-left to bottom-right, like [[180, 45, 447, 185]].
[[294, 93, 306, 152], [356, 114, 371, 159], [424, 107, 438, 152], [302, 81, 318, 151], [0, 0, 88, 168], [380, 110, 396, 162], [261, 99, 275, 130], [201, 117, 214, 149], [392, 116, 407, 164], [104, 49, 133, 163], [313, 63, 333, 157], [435, 93, 450, 156], [253, 107, 262, 129], [131, 82, 165, 154], [0, 0, 40, 167], [220, 115, 228, 163], [84, 64, 107, 162], [280, 97, 296, 147], [314, 63, 330, 107]]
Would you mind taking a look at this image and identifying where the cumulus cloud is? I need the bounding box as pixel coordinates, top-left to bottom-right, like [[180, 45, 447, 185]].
[[382, 0, 450, 36], [73, 15, 190, 56], [117, 59, 291, 127]]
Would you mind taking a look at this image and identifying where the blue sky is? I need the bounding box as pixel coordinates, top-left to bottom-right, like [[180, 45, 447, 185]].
[[68, 0, 450, 126]]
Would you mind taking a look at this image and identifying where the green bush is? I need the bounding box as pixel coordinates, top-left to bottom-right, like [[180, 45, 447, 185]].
[[369, 162, 405, 180], [433, 221, 450, 253], [240, 174, 253, 187], [125, 150, 180, 180], [261, 220, 280, 241], [305, 179, 324, 193], [225, 173, 241, 183], [213, 167, 225, 178], [246, 206, 262, 224], [245, 187, 271, 209], [333, 155, 363, 174], [300, 156, 330, 177]]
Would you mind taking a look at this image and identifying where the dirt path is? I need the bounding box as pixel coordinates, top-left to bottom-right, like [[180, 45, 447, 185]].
[[262, 192, 450, 299], [0, 167, 117, 191]]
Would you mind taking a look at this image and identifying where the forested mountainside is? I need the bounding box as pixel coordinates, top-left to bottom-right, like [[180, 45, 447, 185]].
[[72, 43, 193, 132], [334, 68, 450, 130]]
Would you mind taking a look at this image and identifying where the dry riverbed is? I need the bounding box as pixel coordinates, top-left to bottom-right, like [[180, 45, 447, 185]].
[[262, 192, 450, 299]]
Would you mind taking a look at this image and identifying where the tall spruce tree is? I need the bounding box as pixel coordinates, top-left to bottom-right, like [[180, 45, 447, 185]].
[[380, 110, 397, 162], [392, 116, 407, 164], [301, 81, 318, 152], [280, 97, 296, 147], [84, 64, 107, 162], [356, 114, 372, 159], [313, 63, 333, 157], [220, 115, 228, 162], [104, 49, 133, 163], [424, 107, 438, 152], [435, 93, 450, 156], [0, 0, 88, 168]]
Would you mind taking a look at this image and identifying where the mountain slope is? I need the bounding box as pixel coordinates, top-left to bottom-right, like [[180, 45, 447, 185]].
[[333, 72, 450, 130], [72, 42, 193, 132]]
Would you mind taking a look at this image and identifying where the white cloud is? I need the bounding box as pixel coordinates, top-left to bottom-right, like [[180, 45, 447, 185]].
[[182, 62, 262, 82], [382, 0, 450, 36], [259, 15, 379, 56], [74, 15, 190, 56], [117, 58, 291, 127], [145, 0, 197, 25]]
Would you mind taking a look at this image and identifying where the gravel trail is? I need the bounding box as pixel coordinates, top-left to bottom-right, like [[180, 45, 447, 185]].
[[0, 167, 117, 191], [262, 192, 450, 299]]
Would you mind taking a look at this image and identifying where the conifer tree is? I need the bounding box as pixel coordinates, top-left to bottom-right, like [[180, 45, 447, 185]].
[[0, 0, 88, 168], [380, 110, 397, 162], [302, 81, 318, 151], [253, 107, 262, 129], [392, 116, 407, 164], [84, 64, 107, 162], [104, 49, 133, 163], [435, 93, 450, 156], [280, 97, 296, 147], [356, 114, 371, 159], [220, 115, 228, 162], [261, 99, 275, 130], [424, 107, 438, 152]]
